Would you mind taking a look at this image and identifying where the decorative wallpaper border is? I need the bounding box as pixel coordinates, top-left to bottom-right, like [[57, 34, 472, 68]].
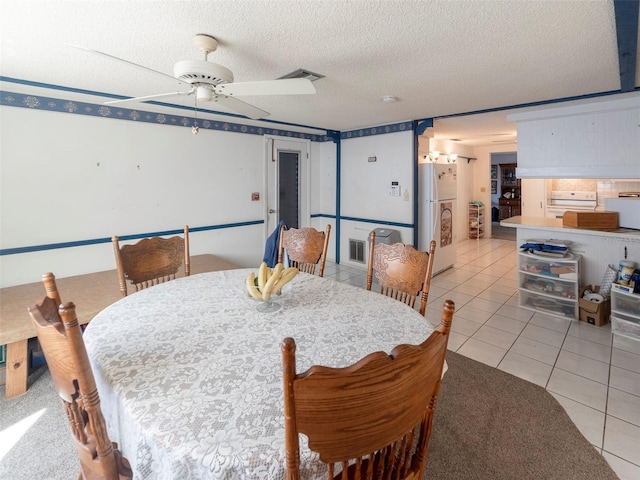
[[1, 87, 415, 142], [0, 90, 336, 142], [341, 122, 413, 139]]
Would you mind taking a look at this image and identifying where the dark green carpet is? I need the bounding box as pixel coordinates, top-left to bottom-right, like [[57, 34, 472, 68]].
[[424, 351, 618, 479]]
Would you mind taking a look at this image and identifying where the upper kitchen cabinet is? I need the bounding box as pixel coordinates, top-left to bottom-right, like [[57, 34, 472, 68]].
[[508, 93, 640, 179]]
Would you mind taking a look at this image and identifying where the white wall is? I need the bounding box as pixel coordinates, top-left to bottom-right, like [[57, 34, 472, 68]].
[[341, 131, 413, 222], [310, 140, 337, 261], [339, 130, 414, 268], [0, 92, 335, 287]]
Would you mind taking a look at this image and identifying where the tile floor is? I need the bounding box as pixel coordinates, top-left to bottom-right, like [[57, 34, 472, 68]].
[[322, 237, 640, 480]]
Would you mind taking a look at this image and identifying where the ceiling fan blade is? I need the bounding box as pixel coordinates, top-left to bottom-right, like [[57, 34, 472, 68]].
[[66, 43, 185, 85], [105, 91, 192, 105], [212, 95, 270, 119], [216, 78, 315, 97]]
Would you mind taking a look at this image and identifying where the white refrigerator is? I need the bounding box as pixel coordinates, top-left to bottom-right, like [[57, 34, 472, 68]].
[[418, 163, 458, 275]]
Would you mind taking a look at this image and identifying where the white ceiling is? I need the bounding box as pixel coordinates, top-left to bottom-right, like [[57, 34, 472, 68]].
[[1, 0, 638, 145]]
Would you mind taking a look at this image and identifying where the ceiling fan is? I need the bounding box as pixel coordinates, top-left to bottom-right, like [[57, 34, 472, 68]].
[[70, 34, 316, 120]]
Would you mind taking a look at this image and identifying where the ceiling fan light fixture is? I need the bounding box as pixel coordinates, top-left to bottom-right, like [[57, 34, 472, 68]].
[[196, 85, 213, 101]]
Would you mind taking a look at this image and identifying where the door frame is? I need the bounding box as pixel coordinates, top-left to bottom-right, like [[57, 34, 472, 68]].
[[263, 135, 311, 240]]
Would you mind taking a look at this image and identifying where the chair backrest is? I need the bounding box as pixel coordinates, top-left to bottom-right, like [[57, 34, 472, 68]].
[[278, 224, 331, 277], [282, 299, 455, 480], [366, 231, 436, 315], [28, 273, 132, 480], [112, 225, 190, 296]]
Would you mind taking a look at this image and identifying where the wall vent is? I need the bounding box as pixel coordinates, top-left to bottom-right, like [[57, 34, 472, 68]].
[[349, 239, 366, 263]]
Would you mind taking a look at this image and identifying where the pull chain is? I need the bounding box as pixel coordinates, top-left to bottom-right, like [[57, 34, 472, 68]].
[[192, 94, 200, 135]]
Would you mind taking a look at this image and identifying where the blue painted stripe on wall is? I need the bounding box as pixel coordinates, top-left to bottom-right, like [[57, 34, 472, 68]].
[[310, 214, 336, 219], [413, 121, 420, 247], [336, 140, 342, 263], [0, 89, 335, 143], [0, 220, 264, 256], [341, 122, 413, 139], [340, 216, 414, 229]]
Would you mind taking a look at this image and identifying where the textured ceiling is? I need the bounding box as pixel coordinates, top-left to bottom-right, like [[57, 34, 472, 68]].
[[1, 0, 638, 145]]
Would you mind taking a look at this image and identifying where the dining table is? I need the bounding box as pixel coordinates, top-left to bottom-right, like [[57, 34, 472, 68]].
[[83, 268, 439, 480]]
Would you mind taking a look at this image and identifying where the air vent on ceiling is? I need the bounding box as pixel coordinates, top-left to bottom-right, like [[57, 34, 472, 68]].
[[279, 68, 324, 82]]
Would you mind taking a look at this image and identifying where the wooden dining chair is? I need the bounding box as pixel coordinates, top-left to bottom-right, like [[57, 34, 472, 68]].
[[366, 230, 436, 316], [278, 224, 331, 277], [112, 225, 190, 296], [28, 273, 133, 480], [282, 299, 455, 480]]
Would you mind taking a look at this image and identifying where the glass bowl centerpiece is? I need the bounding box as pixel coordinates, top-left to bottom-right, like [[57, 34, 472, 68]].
[[246, 262, 299, 312]]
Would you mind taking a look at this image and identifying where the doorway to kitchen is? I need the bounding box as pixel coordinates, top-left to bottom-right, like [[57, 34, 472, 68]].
[[490, 152, 517, 241]]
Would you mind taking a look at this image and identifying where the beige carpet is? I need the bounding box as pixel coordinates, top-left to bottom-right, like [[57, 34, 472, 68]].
[[424, 351, 618, 479], [0, 353, 618, 479]]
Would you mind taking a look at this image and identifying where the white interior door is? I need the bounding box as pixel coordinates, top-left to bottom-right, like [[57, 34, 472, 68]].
[[264, 136, 310, 237]]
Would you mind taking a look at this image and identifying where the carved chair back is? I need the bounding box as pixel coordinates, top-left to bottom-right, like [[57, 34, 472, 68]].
[[278, 224, 331, 277], [112, 225, 190, 296], [28, 273, 133, 480], [366, 231, 436, 316], [282, 299, 455, 480]]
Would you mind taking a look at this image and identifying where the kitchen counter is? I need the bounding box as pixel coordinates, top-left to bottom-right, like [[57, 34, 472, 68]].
[[500, 216, 640, 287], [501, 216, 640, 239]]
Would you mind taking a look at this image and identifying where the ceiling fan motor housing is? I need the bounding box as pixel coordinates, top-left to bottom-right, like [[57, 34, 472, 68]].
[[173, 60, 234, 86]]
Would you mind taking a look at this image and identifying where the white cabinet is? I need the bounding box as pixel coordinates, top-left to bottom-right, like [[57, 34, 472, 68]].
[[508, 93, 640, 179], [521, 178, 546, 217], [611, 286, 640, 341], [518, 251, 580, 319], [468, 203, 484, 239]]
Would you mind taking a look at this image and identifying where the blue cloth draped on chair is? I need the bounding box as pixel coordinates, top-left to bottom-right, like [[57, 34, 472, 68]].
[[263, 220, 287, 267]]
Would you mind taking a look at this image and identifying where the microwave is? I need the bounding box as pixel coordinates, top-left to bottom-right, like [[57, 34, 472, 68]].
[[604, 198, 640, 230]]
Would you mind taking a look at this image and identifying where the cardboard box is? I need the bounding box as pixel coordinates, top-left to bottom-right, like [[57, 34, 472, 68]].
[[579, 285, 610, 326], [563, 211, 618, 229]]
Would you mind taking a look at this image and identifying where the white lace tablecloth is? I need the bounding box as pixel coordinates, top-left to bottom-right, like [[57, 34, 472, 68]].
[[83, 269, 436, 480]]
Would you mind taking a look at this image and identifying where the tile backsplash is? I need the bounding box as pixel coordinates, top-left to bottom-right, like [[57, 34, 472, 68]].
[[596, 180, 640, 207], [551, 179, 598, 192], [550, 179, 640, 209]]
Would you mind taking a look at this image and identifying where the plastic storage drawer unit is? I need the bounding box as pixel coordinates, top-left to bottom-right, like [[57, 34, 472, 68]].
[[611, 286, 640, 340]]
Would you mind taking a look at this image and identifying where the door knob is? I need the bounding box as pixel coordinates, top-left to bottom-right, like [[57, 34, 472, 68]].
[[269, 209, 276, 214]]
